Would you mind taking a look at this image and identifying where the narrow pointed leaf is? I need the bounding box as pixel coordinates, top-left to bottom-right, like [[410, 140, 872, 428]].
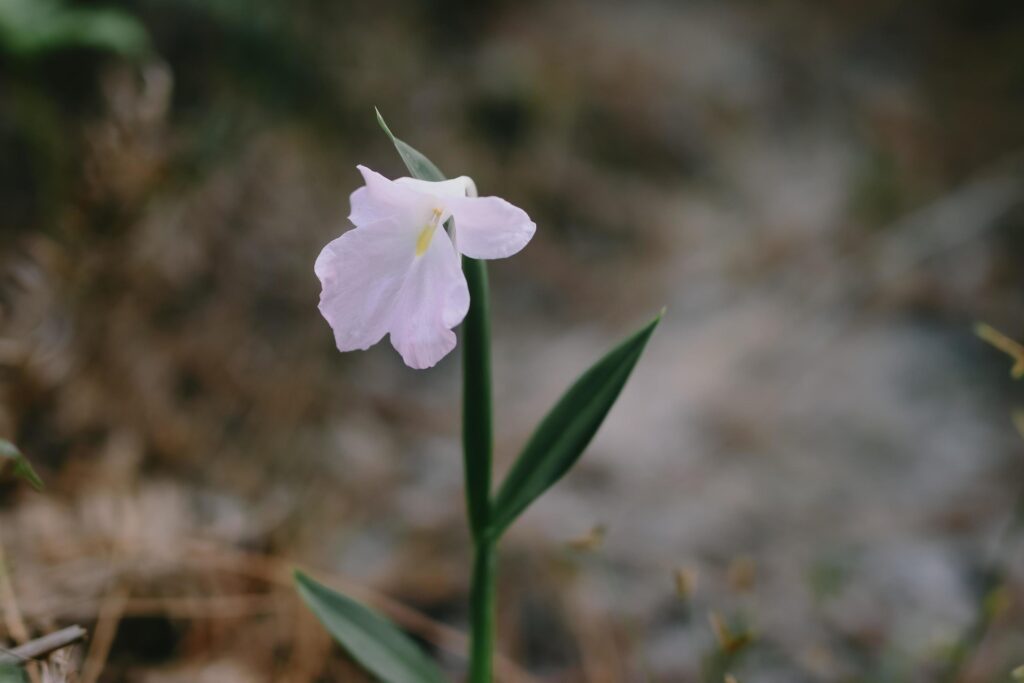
[[294, 571, 449, 683], [489, 312, 662, 538], [0, 439, 42, 491], [375, 108, 446, 182]]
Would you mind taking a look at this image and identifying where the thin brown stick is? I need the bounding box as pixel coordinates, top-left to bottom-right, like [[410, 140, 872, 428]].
[[0, 626, 87, 665], [18, 593, 282, 622], [284, 590, 331, 683], [0, 531, 42, 683], [79, 586, 128, 683], [0, 532, 30, 644]]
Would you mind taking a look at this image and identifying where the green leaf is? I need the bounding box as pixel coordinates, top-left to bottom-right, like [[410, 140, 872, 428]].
[[0, 664, 26, 683], [488, 312, 663, 538], [294, 571, 449, 683], [0, 439, 42, 491], [375, 108, 446, 182]]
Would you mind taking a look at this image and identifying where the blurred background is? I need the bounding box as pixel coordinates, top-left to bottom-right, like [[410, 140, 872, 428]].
[[3, 0, 1024, 680]]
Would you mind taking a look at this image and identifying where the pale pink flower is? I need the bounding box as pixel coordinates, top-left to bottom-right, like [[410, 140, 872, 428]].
[[316, 165, 536, 369]]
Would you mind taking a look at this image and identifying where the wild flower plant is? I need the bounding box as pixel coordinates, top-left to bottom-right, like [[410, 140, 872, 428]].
[[296, 111, 661, 682]]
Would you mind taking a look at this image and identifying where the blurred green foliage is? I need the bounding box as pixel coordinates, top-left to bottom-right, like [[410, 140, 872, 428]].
[[0, 0, 149, 57], [0, 0, 339, 240], [0, 665, 25, 683], [0, 438, 42, 490]]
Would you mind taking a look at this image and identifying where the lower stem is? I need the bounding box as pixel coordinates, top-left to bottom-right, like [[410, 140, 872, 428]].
[[468, 539, 497, 683], [462, 256, 496, 681]]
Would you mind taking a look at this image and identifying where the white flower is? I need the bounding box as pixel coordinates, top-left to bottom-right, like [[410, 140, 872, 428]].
[[315, 165, 536, 369]]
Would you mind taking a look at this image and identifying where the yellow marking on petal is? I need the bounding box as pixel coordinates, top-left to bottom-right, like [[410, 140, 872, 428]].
[[415, 207, 444, 256]]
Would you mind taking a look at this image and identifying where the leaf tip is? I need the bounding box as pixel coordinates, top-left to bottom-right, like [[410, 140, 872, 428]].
[[293, 568, 311, 585], [639, 308, 665, 340], [21, 469, 43, 492], [0, 438, 43, 491], [374, 107, 395, 141]]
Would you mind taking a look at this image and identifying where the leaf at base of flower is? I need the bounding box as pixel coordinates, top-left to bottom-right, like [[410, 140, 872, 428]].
[[294, 570, 450, 683], [375, 108, 446, 182]]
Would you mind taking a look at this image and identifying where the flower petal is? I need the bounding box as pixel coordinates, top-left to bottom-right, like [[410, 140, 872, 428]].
[[395, 175, 475, 199], [388, 229, 469, 369], [349, 165, 431, 227], [315, 219, 413, 352], [448, 195, 537, 260]]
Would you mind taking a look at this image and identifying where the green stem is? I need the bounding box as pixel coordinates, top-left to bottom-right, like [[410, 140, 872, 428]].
[[462, 256, 492, 540], [468, 540, 497, 682], [462, 256, 496, 682]]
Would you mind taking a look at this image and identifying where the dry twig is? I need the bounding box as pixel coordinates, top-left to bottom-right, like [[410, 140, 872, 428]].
[[79, 587, 128, 683], [0, 626, 87, 665]]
